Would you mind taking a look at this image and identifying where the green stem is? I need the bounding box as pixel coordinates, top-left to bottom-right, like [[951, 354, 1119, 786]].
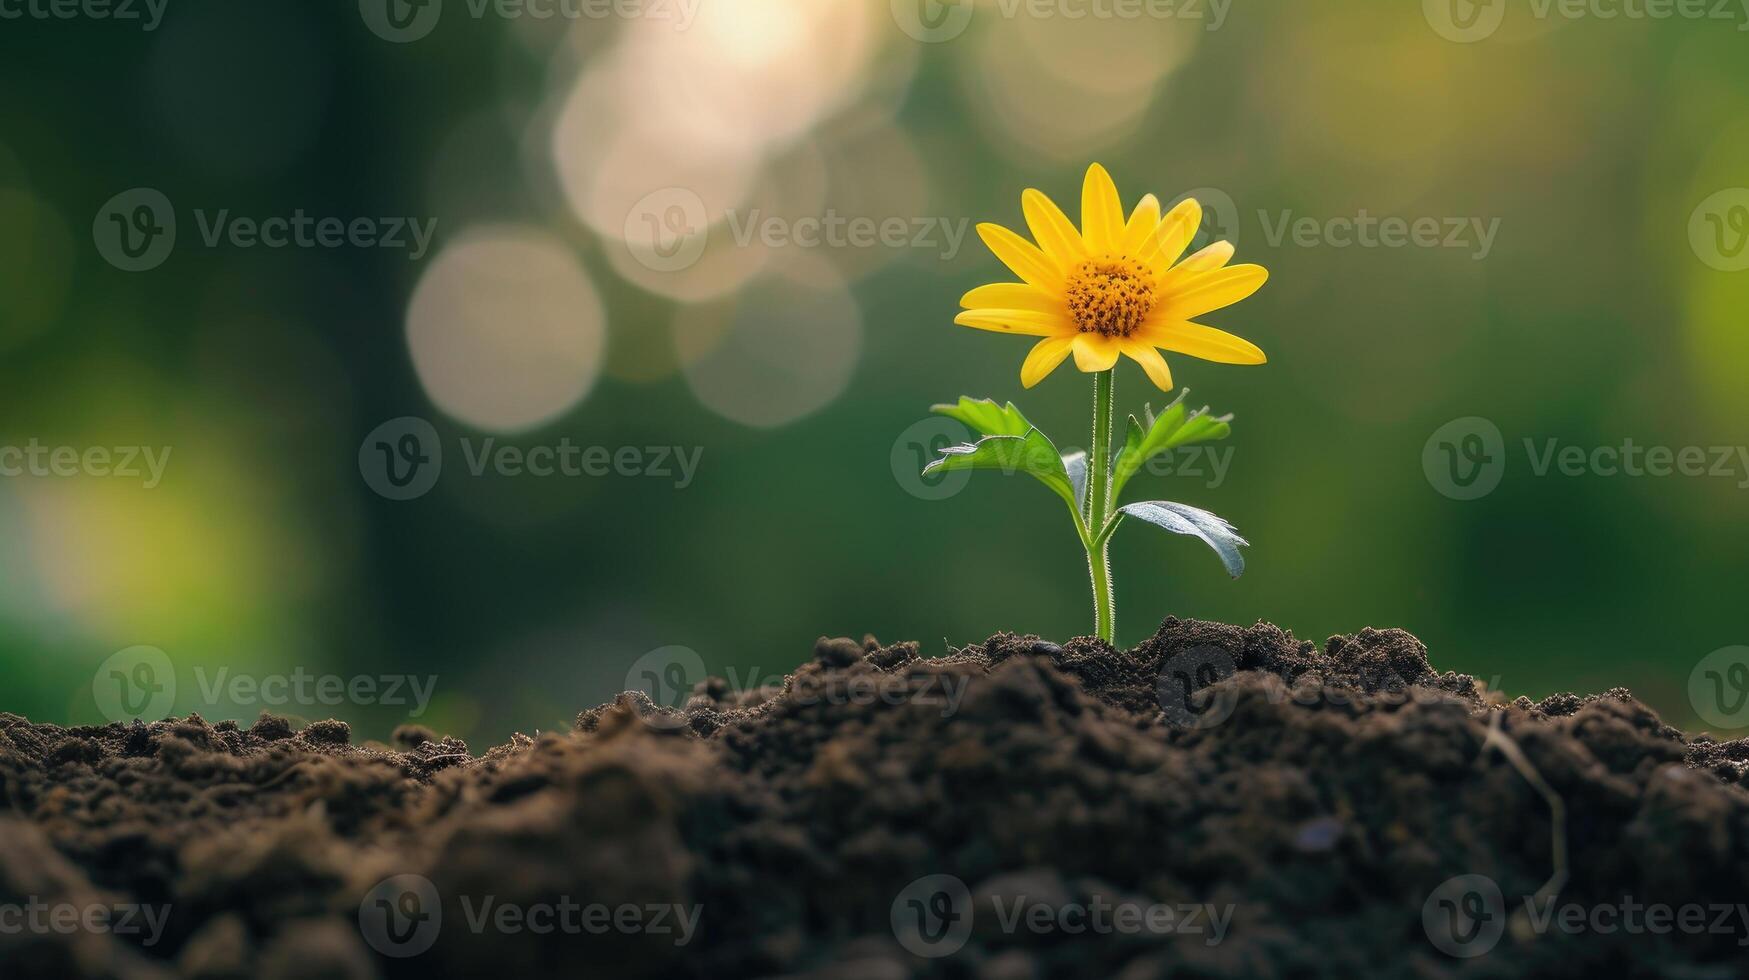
[[1086, 368, 1116, 644]]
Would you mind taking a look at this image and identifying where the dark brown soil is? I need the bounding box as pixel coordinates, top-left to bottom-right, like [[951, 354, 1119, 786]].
[[4, 617, 1749, 979]]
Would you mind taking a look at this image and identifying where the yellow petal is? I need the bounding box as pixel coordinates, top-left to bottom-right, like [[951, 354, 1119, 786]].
[[1137, 197, 1201, 273], [1122, 340, 1175, 392], [954, 309, 1072, 337], [1150, 321, 1268, 365], [960, 282, 1063, 313], [1022, 189, 1087, 266], [1121, 194, 1161, 253], [1080, 163, 1123, 255], [1168, 240, 1235, 279], [977, 222, 1060, 287], [1071, 332, 1121, 372], [1158, 264, 1269, 321], [1020, 336, 1075, 388]]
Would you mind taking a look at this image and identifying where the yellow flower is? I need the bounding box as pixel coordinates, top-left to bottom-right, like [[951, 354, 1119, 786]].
[[956, 163, 1269, 391]]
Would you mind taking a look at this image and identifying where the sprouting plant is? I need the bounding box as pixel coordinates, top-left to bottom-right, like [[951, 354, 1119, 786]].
[[922, 164, 1269, 644]]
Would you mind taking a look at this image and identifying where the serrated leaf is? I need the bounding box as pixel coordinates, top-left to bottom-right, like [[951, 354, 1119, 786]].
[[1062, 450, 1088, 512], [1117, 500, 1249, 578], [923, 428, 1077, 509], [929, 397, 1034, 438], [1110, 390, 1233, 502]]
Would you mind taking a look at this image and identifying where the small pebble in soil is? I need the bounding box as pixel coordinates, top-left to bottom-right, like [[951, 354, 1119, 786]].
[[1294, 815, 1345, 853]]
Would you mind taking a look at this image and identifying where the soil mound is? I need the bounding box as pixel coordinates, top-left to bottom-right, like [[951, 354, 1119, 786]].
[[3, 618, 1747, 978]]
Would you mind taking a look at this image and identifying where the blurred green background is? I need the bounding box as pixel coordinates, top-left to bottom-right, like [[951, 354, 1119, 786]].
[[2, 0, 1746, 741]]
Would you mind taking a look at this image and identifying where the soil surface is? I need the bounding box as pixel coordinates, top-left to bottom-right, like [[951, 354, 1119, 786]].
[[4, 617, 1749, 979]]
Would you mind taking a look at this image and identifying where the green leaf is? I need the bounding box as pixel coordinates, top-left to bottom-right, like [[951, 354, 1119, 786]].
[[1110, 390, 1233, 502], [1062, 450, 1088, 512], [930, 397, 1034, 438], [1117, 500, 1249, 578], [923, 428, 1078, 509]]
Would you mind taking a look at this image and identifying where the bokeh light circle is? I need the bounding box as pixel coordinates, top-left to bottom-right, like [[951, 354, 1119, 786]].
[[676, 257, 862, 428], [407, 228, 606, 433]]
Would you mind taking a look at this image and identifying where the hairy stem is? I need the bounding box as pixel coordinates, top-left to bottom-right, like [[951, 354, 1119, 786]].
[[1086, 368, 1116, 643]]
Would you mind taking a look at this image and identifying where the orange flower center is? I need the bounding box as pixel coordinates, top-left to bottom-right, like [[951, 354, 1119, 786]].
[[1064, 256, 1155, 338]]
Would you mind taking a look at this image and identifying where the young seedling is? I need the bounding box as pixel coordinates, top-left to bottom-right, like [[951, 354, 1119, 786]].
[[922, 164, 1270, 644]]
